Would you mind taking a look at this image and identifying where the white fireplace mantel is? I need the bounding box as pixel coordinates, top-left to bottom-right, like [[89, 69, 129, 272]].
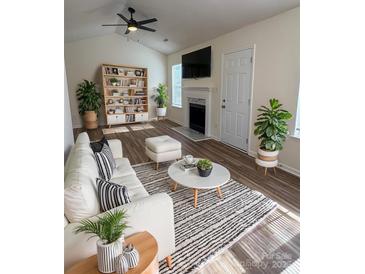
[[182, 86, 212, 136]]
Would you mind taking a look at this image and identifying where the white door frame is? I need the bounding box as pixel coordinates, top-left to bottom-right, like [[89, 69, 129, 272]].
[[219, 44, 256, 152]]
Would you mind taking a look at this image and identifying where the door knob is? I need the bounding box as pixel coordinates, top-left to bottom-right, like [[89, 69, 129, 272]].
[[221, 105, 226, 109], [222, 99, 226, 102]]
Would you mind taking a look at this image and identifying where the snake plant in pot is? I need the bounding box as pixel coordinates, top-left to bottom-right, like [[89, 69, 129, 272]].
[[76, 79, 102, 129], [152, 83, 168, 117], [254, 98, 292, 166], [74, 210, 128, 273]]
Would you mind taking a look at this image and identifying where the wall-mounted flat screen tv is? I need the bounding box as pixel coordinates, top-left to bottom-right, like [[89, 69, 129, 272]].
[[182, 46, 211, 78]]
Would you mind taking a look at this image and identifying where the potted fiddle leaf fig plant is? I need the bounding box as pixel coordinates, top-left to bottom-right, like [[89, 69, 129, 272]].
[[254, 98, 292, 164], [197, 159, 213, 177], [76, 79, 102, 129], [74, 210, 128, 273], [152, 83, 168, 117]]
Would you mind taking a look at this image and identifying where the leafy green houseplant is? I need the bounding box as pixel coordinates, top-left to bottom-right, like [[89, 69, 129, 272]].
[[197, 159, 213, 177], [76, 79, 102, 129], [74, 210, 128, 273], [152, 83, 168, 117], [254, 98, 292, 151], [254, 98, 292, 173]]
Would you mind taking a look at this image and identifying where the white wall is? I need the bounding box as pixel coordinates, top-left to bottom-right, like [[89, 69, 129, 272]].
[[167, 8, 300, 175], [65, 33, 167, 128], [64, 66, 74, 163]]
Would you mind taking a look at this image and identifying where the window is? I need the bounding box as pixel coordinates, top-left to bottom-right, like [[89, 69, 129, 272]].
[[172, 64, 182, 107], [294, 93, 300, 138]]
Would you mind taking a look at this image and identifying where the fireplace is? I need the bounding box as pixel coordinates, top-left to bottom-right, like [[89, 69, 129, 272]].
[[189, 103, 206, 134]]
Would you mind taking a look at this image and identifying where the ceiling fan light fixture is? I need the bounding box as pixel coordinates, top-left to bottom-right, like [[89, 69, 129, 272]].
[[128, 25, 138, 31]]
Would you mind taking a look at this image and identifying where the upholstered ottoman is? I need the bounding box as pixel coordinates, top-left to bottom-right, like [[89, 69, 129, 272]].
[[145, 135, 182, 170]]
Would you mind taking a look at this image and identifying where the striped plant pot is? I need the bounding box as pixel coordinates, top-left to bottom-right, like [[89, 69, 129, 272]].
[[115, 254, 129, 274], [123, 244, 140, 269], [96, 239, 123, 273], [257, 148, 279, 162]]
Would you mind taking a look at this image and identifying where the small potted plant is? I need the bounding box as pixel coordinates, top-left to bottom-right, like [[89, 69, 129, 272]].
[[76, 79, 102, 129], [110, 78, 119, 86], [254, 98, 292, 166], [197, 159, 213, 177], [151, 83, 168, 117], [74, 210, 128, 273]]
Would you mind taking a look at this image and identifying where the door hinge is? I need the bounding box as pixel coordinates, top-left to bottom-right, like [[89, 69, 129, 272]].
[[250, 56, 253, 63], [246, 138, 248, 144], [248, 98, 251, 105]]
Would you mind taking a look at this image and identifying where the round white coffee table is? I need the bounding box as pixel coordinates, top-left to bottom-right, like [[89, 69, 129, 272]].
[[168, 159, 230, 208]]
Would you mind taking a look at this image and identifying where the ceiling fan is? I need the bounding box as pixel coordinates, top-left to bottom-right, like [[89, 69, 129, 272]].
[[102, 7, 157, 34]]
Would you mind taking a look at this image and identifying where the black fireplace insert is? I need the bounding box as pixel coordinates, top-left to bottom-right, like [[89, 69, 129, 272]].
[[189, 103, 205, 134]]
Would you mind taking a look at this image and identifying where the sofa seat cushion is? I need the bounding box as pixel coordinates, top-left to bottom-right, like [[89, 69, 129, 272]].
[[113, 158, 136, 178], [111, 174, 149, 201], [145, 135, 181, 153]]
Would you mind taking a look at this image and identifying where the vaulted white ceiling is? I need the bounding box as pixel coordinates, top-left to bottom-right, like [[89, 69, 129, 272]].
[[65, 0, 299, 54]]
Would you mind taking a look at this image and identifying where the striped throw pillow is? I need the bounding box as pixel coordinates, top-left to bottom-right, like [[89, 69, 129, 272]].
[[94, 144, 115, 180], [96, 178, 131, 211]]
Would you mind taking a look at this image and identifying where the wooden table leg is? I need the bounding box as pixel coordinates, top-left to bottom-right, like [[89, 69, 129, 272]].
[[264, 167, 267, 176], [273, 167, 277, 175], [193, 189, 198, 208], [156, 162, 159, 170], [216, 186, 222, 198], [166, 255, 173, 269], [171, 181, 177, 192]]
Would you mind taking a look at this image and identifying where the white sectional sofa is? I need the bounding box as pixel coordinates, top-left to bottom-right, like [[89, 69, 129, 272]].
[[64, 132, 175, 271]]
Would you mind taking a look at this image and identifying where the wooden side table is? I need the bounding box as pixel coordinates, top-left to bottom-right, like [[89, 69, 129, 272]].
[[65, 231, 159, 274]]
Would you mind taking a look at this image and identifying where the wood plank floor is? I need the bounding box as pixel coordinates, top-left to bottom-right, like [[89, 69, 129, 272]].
[[73, 120, 300, 273]]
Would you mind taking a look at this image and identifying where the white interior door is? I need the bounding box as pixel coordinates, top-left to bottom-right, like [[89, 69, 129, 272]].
[[221, 49, 253, 151]]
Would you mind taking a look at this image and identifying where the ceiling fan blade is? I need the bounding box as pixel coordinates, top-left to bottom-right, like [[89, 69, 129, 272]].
[[125, 29, 130, 35], [137, 18, 157, 25], [117, 13, 130, 23], [102, 24, 128, 26], [138, 25, 156, 32]]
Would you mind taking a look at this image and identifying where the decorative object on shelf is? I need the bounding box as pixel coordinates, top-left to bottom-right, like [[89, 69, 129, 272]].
[[134, 70, 141, 76], [127, 71, 135, 77], [152, 83, 168, 117], [197, 159, 213, 177], [254, 98, 292, 176], [115, 254, 129, 274], [119, 99, 124, 104], [107, 99, 114, 104], [115, 108, 123, 114], [108, 109, 116, 114], [112, 68, 119, 75], [140, 70, 145, 76], [110, 78, 119, 86], [123, 244, 140, 269], [76, 79, 102, 129], [118, 68, 124, 75], [73, 210, 128, 273]]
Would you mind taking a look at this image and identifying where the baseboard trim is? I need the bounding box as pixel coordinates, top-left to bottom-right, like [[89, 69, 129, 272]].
[[166, 117, 184, 126], [249, 149, 300, 177]]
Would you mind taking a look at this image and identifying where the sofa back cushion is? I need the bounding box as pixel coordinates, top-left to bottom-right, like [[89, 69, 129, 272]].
[[64, 132, 101, 223]]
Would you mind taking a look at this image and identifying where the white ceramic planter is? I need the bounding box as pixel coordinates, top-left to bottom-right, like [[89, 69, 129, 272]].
[[96, 238, 123, 273], [156, 107, 167, 117]]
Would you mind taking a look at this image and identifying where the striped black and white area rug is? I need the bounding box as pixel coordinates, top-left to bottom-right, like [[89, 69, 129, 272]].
[[133, 162, 277, 274]]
